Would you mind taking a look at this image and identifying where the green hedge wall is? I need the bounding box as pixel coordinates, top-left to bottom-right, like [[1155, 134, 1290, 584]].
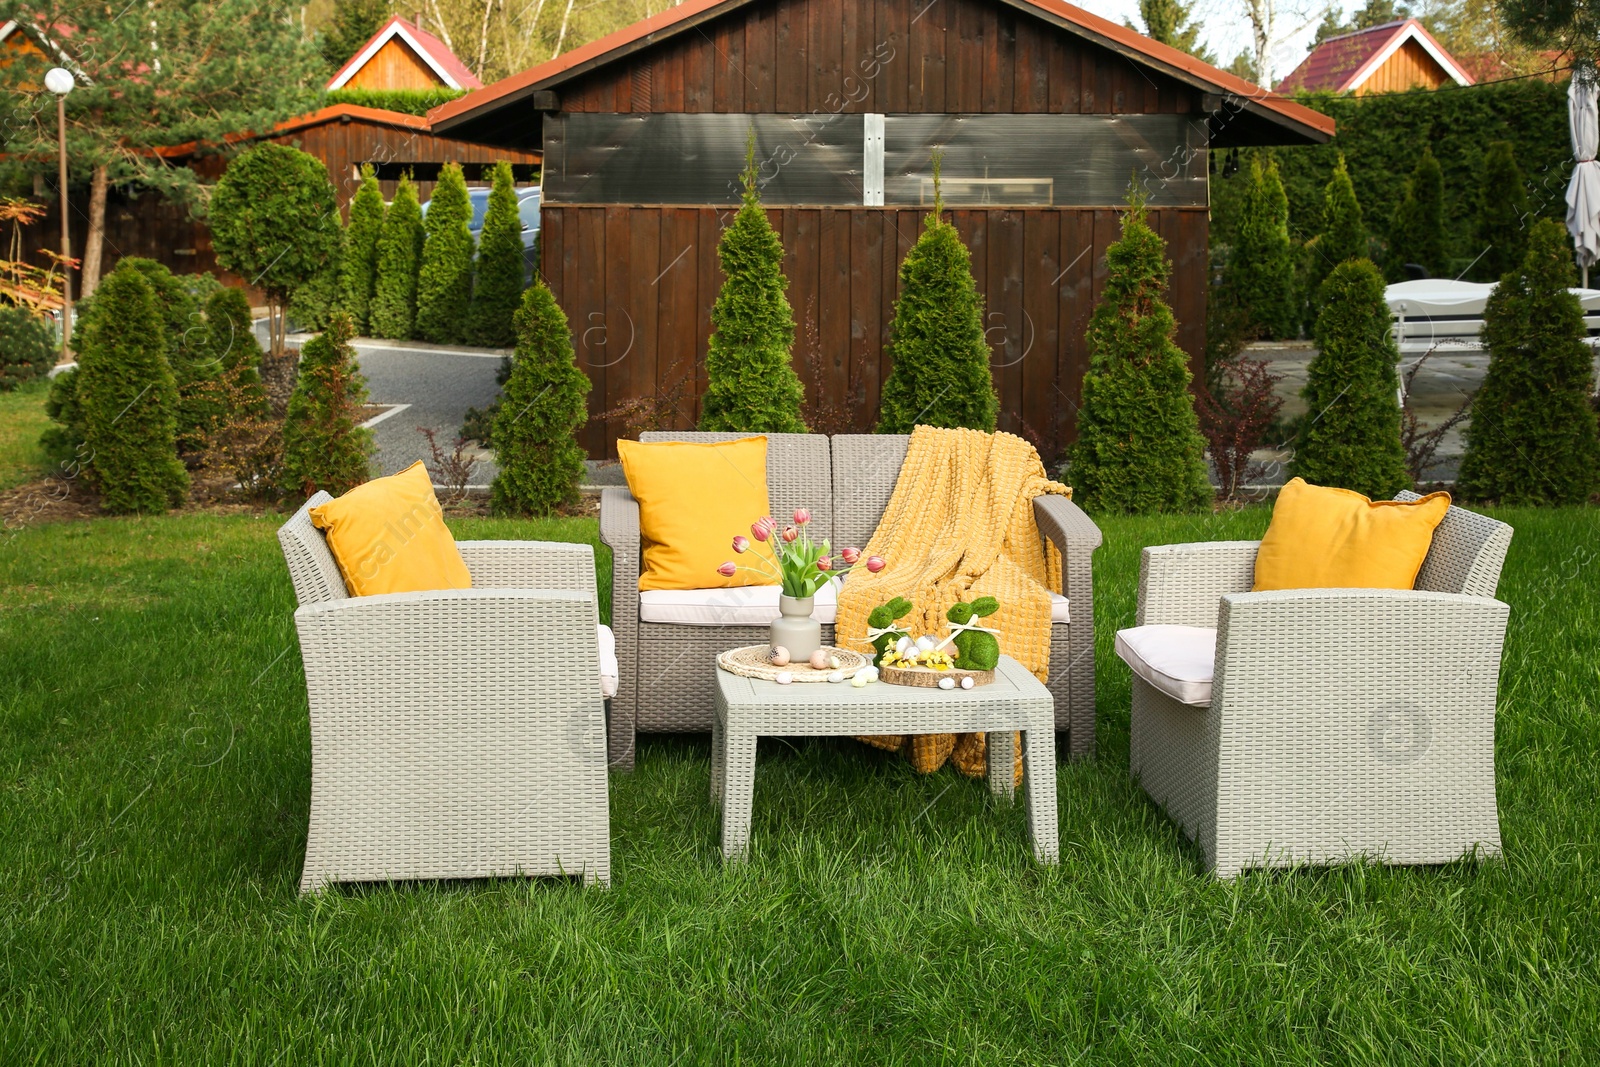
[[1211, 80, 1572, 279], [324, 87, 466, 116]]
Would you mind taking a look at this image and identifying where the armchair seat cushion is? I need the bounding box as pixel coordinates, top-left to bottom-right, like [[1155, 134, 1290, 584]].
[[638, 584, 1070, 627], [598, 624, 618, 698], [1115, 624, 1216, 707]]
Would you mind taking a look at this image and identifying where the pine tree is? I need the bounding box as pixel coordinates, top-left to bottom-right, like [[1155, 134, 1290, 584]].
[[320, 0, 391, 71], [1458, 219, 1600, 504], [490, 280, 592, 515], [76, 263, 189, 513], [1476, 141, 1531, 282], [1230, 155, 1297, 340], [1291, 258, 1411, 498], [467, 161, 526, 348], [280, 312, 375, 497], [1387, 148, 1447, 280], [370, 175, 424, 340], [876, 156, 997, 434], [415, 161, 475, 344], [1070, 188, 1212, 514], [699, 137, 807, 433], [1135, 0, 1216, 63], [340, 164, 386, 334]]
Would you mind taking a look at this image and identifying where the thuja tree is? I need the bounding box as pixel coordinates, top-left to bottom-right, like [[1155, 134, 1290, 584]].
[[490, 280, 592, 516], [76, 264, 189, 513], [1070, 189, 1212, 514], [1229, 155, 1297, 341], [1387, 148, 1446, 280], [700, 139, 807, 433], [1291, 258, 1411, 498], [415, 162, 475, 344], [1313, 155, 1366, 288], [204, 286, 267, 412], [1476, 141, 1532, 282], [210, 143, 342, 358], [876, 157, 997, 433], [370, 175, 424, 340], [1458, 219, 1600, 504], [340, 164, 386, 334], [468, 161, 527, 348], [105, 258, 213, 454], [280, 313, 375, 497]]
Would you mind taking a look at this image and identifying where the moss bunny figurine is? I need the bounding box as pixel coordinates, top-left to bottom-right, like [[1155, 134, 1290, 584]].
[[866, 596, 914, 666], [946, 595, 1001, 670]]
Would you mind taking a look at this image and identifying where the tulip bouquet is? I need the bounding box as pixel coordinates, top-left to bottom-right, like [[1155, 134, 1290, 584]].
[[719, 507, 885, 597]]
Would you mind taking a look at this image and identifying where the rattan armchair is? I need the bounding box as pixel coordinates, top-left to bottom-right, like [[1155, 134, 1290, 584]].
[[279, 493, 612, 892], [1127, 493, 1514, 878]]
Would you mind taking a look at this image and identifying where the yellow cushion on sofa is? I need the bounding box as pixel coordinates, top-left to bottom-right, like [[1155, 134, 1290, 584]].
[[1253, 478, 1451, 591], [617, 436, 776, 591], [309, 461, 472, 597]]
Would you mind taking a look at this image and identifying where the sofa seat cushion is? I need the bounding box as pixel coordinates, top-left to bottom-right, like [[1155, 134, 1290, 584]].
[[1114, 624, 1216, 707], [598, 624, 619, 699], [639, 584, 1071, 627]]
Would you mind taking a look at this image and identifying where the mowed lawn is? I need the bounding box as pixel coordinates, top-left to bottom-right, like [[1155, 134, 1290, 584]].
[[1, 503, 1598, 1062]]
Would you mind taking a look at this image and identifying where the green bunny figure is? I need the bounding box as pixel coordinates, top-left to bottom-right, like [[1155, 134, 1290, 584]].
[[866, 596, 914, 666], [947, 596, 1001, 671]]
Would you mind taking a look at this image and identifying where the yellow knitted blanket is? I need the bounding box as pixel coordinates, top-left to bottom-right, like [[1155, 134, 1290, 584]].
[[835, 426, 1071, 778]]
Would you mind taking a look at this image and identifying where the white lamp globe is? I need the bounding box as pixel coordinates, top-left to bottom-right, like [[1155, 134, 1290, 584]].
[[44, 67, 74, 96]]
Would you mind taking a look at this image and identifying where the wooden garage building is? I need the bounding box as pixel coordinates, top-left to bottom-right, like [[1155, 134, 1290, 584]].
[[431, 0, 1333, 460]]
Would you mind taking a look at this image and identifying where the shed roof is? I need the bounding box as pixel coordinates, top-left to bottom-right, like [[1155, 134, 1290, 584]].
[[1275, 18, 1472, 94], [326, 15, 483, 91], [429, 0, 1334, 149]]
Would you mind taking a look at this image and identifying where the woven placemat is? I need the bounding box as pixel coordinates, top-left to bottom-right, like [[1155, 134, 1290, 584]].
[[718, 644, 869, 682]]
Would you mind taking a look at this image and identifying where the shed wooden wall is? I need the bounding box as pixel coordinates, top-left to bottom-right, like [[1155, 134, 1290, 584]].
[[543, 203, 1207, 462], [344, 38, 446, 91], [1355, 39, 1452, 95]]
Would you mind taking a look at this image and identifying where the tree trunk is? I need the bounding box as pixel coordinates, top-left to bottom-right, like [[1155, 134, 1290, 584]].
[[81, 164, 108, 298]]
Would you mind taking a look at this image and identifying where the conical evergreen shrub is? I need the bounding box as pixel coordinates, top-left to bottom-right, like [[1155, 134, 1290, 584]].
[[340, 163, 385, 334], [467, 161, 526, 348], [876, 159, 997, 433], [1230, 155, 1297, 341], [1070, 189, 1212, 514], [370, 175, 423, 340], [1476, 141, 1531, 282], [1291, 258, 1411, 498], [280, 312, 375, 497], [490, 280, 592, 515], [415, 161, 475, 344], [700, 140, 807, 433], [203, 286, 267, 414], [1388, 148, 1447, 280], [76, 263, 189, 513], [1458, 219, 1600, 504], [1315, 155, 1366, 283]]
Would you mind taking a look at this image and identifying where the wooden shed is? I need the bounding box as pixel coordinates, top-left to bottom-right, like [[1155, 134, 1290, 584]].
[[326, 15, 484, 92], [431, 0, 1333, 461], [1276, 19, 1474, 96]]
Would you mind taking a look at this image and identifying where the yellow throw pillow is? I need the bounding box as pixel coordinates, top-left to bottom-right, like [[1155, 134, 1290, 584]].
[[1253, 478, 1451, 591], [309, 461, 473, 597], [617, 436, 776, 591]]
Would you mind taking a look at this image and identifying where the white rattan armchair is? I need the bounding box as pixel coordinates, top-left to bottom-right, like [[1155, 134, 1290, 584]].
[[1128, 493, 1514, 878], [279, 492, 612, 893]]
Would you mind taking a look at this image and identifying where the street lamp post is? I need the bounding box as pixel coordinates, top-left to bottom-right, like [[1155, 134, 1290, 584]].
[[44, 66, 74, 366]]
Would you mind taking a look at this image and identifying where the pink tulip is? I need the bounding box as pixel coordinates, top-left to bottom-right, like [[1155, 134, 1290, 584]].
[[793, 507, 811, 526], [816, 556, 832, 572], [865, 555, 886, 573], [751, 521, 771, 542], [781, 525, 799, 543], [840, 546, 861, 564], [717, 561, 737, 577], [732, 535, 750, 554]]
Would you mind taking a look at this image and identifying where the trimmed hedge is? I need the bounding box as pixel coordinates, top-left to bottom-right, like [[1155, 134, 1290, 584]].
[[324, 87, 467, 116]]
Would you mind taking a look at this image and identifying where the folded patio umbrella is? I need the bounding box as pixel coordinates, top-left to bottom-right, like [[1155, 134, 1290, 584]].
[[1567, 73, 1600, 285]]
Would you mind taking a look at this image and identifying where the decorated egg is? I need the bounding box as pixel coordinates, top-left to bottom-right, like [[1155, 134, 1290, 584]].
[[827, 670, 844, 683], [938, 676, 956, 690], [895, 635, 913, 656], [808, 649, 830, 671], [775, 671, 794, 685], [770, 646, 791, 666], [960, 676, 975, 690]]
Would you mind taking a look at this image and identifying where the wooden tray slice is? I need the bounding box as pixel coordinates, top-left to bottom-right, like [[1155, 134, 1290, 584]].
[[880, 664, 996, 688]]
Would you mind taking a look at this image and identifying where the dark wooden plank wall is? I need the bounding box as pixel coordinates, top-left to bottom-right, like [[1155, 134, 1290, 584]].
[[543, 203, 1209, 462], [554, 0, 1204, 117]]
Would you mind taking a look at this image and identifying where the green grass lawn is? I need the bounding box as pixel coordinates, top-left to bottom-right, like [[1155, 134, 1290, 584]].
[[0, 377, 53, 491], [2, 504, 1598, 1062]]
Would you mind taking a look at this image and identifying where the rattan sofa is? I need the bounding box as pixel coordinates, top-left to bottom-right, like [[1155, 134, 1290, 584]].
[[1126, 492, 1514, 878], [599, 432, 1103, 771], [279, 493, 612, 892]]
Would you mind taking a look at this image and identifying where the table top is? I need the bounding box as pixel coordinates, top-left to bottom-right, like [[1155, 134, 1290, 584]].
[[714, 654, 1051, 712]]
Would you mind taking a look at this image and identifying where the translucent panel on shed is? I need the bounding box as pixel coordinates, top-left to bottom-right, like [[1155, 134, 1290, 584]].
[[544, 113, 866, 205]]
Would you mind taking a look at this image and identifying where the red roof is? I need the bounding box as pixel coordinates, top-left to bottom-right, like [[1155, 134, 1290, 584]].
[[326, 15, 483, 92], [153, 103, 433, 158], [1276, 18, 1472, 94], [429, 0, 1334, 145]]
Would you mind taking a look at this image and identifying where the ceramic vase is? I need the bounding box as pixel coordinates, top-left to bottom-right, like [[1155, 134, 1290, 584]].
[[770, 594, 822, 660]]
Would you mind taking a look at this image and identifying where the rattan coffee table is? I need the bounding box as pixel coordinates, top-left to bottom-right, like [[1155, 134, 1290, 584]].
[[711, 655, 1059, 864]]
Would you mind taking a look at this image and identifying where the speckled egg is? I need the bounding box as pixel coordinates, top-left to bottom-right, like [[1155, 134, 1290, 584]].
[[770, 646, 791, 666], [808, 649, 830, 671]]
